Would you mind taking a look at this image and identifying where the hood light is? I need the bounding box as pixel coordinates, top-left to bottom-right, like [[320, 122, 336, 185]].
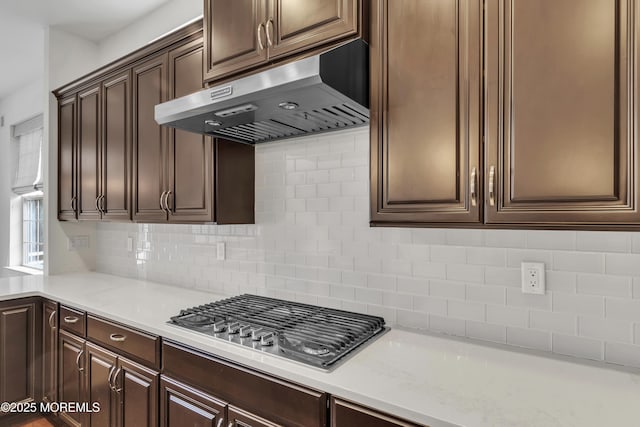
[[278, 102, 299, 110], [205, 120, 222, 127]]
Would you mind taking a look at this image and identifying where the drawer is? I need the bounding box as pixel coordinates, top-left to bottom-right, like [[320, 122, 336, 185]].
[[87, 315, 160, 369], [59, 305, 86, 336]]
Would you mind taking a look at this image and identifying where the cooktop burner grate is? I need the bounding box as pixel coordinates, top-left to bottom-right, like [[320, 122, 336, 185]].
[[169, 294, 386, 370]]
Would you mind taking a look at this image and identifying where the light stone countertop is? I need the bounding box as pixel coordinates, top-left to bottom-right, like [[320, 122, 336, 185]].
[[1, 272, 639, 427]]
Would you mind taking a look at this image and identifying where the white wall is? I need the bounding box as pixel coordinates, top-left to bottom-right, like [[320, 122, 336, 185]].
[[98, 0, 202, 66], [44, 27, 100, 275], [0, 79, 44, 271], [96, 128, 640, 369]]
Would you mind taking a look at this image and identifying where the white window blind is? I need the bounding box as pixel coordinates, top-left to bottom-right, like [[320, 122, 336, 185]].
[[12, 114, 44, 194]]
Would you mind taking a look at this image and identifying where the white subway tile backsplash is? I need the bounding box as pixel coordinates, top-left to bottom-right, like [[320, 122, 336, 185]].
[[466, 321, 506, 343], [577, 274, 632, 298], [527, 230, 576, 250], [578, 316, 632, 343], [605, 253, 640, 276], [553, 251, 604, 274], [552, 334, 603, 361], [447, 300, 485, 321], [506, 327, 551, 351], [605, 298, 640, 322], [553, 293, 604, 317], [95, 129, 640, 368], [604, 342, 640, 368], [530, 310, 576, 335]]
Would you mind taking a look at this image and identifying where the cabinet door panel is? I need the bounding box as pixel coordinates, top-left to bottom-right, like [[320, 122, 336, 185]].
[[485, 0, 639, 224], [43, 300, 58, 405], [58, 95, 77, 220], [86, 342, 118, 427], [331, 398, 420, 427], [133, 54, 168, 222], [102, 71, 132, 221], [59, 330, 85, 427], [160, 377, 225, 427], [269, 0, 359, 59], [0, 302, 36, 404], [168, 38, 214, 223], [119, 357, 158, 427], [78, 84, 102, 220], [204, 0, 268, 82], [229, 406, 282, 427], [371, 0, 482, 224]]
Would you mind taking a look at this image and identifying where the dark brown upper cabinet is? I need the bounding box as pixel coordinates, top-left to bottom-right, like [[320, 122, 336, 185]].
[[370, 0, 482, 225], [58, 95, 78, 220], [167, 38, 215, 223], [372, 0, 640, 229], [132, 52, 169, 223], [101, 70, 132, 221], [203, 0, 364, 83], [77, 83, 102, 221], [484, 0, 640, 226]]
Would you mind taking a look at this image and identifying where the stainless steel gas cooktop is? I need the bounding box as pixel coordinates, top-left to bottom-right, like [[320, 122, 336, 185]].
[[168, 294, 386, 370]]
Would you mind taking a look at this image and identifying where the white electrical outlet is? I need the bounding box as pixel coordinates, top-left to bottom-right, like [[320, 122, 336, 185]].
[[67, 235, 89, 251], [521, 262, 545, 295], [216, 242, 226, 260], [127, 237, 134, 252]]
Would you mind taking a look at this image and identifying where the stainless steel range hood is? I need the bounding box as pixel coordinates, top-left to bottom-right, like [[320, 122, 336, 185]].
[[154, 39, 369, 144]]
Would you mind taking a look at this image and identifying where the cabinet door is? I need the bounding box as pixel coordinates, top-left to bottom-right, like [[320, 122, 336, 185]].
[[59, 330, 86, 427], [132, 54, 169, 222], [331, 398, 420, 427], [485, 0, 639, 225], [43, 300, 58, 405], [268, 0, 360, 59], [58, 95, 77, 220], [160, 377, 225, 427], [86, 342, 118, 427], [78, 83, 102, 220], [102, 70, 132, 221], [370, 0, 482, 224], [167, 38, 214, 223], [0, 301, 37, 406], [118, 357, 159, 427], [228, 406, 281, 427], [204, 0, 268, 82]]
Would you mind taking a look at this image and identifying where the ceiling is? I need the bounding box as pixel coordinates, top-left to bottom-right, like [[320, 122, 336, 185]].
[[0, 0, 170, 99]]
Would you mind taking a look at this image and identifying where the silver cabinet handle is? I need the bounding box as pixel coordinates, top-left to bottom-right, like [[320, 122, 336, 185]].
[[95, 196, 101, 213], [76, 349, 84, 372], [257, 23, 265, 50], [228, 422, 233, 427], [159, 191, 167, 212], [64, 316, 79, 324], [162, 191, 169, 213], [470, 167, 477, 207], [265, 19, 274, 46], [48, 310, 56, 329], [489, 165, 496, 206], [215, 418, 224, 427], [107, 366, 116, 391], [70, 197, 77, 212], [113, 367, 123, 393], [100, 195, 106, 214], [109, 333, 126, 342], [165, 190, 172, 214]]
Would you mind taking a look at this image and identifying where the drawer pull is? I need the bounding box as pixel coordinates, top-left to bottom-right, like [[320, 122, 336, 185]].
[[64, 316, 79, 324], [109, 333, 127, 342]]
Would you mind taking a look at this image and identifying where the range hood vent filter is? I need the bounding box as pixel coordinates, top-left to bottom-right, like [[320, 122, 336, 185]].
[[155, 39, 369, 144]]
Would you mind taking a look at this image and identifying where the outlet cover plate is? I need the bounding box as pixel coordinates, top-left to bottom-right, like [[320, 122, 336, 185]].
[[521, 262, 545, 295]]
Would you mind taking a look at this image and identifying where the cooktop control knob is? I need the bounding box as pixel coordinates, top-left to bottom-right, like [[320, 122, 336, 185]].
[[238, 325, 252, 337], [213, 320, 226, 333], [228, 322, 240, 334], [260, 332, 275, 346]]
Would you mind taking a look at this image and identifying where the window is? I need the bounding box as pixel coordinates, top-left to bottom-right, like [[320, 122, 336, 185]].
[[22, 197, 44, 270]]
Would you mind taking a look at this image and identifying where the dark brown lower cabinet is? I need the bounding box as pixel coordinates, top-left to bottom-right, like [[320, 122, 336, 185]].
[[59, 330, 87, 427], [86, 342, 118, 427], [331, 397, 423, 427], [160, 376, 225, 427], [0, 299, 40, 417], [228, 406, 282, 427], [43, 300, 58, 405], [119, 357, 159, 427]]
